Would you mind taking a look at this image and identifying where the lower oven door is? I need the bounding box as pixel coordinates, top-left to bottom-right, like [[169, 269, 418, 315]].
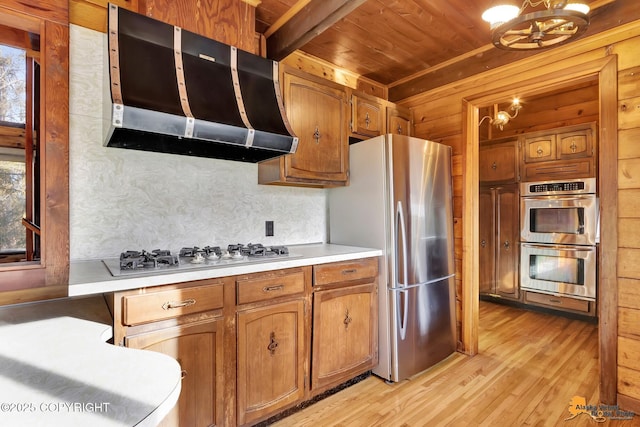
[[520, 243, 596, 300]]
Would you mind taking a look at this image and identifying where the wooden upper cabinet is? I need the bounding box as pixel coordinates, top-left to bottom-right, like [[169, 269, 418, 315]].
[[351, 94, 383, 138], [479, 140, 519, 184], [387, 105, 412, 136], [558, 128, 592, 159], [258, 69, 349, 187], [521, 122, 596, 181], [524, 134, 556, 163]]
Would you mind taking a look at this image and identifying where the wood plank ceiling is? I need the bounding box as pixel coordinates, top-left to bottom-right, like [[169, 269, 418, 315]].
[[255, 0, 636, 102]]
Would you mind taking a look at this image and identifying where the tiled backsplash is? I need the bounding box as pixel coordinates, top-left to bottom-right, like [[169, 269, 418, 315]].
[[69, 25, 327, 260]]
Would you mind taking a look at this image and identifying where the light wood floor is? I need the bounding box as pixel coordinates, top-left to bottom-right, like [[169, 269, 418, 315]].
[[273, 301, 637, 426]]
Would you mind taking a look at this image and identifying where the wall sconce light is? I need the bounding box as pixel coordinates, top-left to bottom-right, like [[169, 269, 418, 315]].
[[482, 0, 590, 50], [479, 98, 523, 130]]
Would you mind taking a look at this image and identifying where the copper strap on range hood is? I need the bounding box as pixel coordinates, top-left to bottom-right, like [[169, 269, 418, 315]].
[[103, 4, 298, 163]]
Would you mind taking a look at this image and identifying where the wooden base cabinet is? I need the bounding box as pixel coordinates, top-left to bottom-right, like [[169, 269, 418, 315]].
[[311, 283, 377, 392], [479, 185, 520, 300], [125, 318, 224, 427], [110, 278, 228, 427], [311, 258, 378, 394], [236, 300, 306, 426]]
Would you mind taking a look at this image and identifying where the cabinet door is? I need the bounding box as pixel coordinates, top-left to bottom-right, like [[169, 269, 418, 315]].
[[282, 73, 348, 183], [351, 95, 383, 137], [479, 140, 518, 183], [387, 105, 411, 136], [125, 318, 224, 427], [237, 300, 306, 426], [311, 283, 377, 393], [478, 188, 496, 295], [558, 128, 592, 159], [524, 134, 556, 163], [495, 185, 519, 300]]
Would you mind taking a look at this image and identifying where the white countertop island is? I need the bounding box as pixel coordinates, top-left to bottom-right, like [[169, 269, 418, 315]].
[[69, 243, 382, 296], [0, 295, 181, 427]]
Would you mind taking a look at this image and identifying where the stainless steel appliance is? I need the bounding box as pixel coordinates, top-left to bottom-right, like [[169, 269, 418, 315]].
[[520, 242, 596, 299], [521, 178, 598, 246], [103, 243, 299, 277], [329, 134, 456, 382], [520, 178, 598, 300]]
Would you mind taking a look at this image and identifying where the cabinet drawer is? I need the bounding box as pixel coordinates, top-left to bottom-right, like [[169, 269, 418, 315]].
[[524, 291, 590, 313], [237, 270, 305, 304], [123, 281, 224, 326], [314, 258, 378, 286], [522, 158, 594, 181]]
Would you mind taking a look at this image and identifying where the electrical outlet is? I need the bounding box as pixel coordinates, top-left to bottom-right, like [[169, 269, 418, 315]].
[[265, 220, 274, 236]]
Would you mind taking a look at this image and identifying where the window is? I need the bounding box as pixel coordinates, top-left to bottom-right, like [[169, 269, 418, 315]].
[[0, 44, 28, 260]]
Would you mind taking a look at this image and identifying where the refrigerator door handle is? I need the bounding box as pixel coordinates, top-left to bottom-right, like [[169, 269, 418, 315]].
[[388, 273, 456, 291], [395, 200, 409, 288], [397, 289, 409, 340]]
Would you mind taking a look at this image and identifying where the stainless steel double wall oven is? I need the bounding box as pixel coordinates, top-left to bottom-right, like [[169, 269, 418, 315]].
[[520, 178, 598, 300]]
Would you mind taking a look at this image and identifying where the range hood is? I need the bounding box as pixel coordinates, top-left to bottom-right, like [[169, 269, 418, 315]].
[[104, 5, 298, 163]]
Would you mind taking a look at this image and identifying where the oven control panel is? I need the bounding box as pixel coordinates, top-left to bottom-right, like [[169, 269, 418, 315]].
[[521, 177, 596, 196], [529, 181, 584, 193]]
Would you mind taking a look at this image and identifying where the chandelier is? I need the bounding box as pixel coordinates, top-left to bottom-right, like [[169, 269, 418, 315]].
[[482, 0, 590, 50], [479, 99, 523, 130]]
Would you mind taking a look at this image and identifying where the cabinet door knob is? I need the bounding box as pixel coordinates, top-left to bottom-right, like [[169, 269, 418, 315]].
[[504, 240, 510, 250], [181, 370, 188, 379], [537, 147, 544, 156], [491, 161, 497, 170], [267, 332, 279, 355], [343, 309, 352, 329], [397, 124, 403, 134], [481, 239, 486, 248], [313, 126, 320, 144], [570, 142, 577, 152]]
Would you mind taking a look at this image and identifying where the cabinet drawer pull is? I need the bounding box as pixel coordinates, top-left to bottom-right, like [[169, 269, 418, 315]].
[[549, 298, 562, 304], [262, 285, 284, 292], [161, 298, 196, 310], [491, 161, 497, 170], [341, 269, 357, 275], [537, 147, 544, 156]]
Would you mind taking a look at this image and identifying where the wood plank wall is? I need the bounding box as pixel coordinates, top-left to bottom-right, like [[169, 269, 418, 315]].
[[616, 37, 640, 411], [400, 22, 640, 410]]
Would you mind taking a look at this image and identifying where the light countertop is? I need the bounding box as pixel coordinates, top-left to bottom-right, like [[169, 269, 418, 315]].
[[0, 295, 181, 426], [69, 243, 382, 296]]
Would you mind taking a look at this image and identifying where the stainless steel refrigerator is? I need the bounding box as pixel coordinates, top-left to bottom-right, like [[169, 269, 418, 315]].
[[329, 134, 456, 382]]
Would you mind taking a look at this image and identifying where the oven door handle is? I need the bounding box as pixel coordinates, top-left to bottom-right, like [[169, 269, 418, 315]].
[[522, 243, 596, 252]]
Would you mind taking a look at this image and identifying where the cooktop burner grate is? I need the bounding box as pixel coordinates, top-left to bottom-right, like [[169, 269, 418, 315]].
[[103, 243, 300, 277]]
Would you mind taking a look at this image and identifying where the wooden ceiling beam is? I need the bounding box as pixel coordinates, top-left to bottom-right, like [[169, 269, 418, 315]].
[[266, 0, 368, 61]]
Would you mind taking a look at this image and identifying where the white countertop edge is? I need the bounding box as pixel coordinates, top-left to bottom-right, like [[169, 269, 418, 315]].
[[136, 381, 181, 427], [69, 244, 382, 296]]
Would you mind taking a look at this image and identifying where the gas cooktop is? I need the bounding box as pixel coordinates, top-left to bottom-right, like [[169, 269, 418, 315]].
[[102, 243, 301, 277]]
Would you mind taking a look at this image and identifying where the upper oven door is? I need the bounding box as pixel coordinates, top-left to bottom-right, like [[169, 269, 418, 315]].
[[521, 195, 598, 246]]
